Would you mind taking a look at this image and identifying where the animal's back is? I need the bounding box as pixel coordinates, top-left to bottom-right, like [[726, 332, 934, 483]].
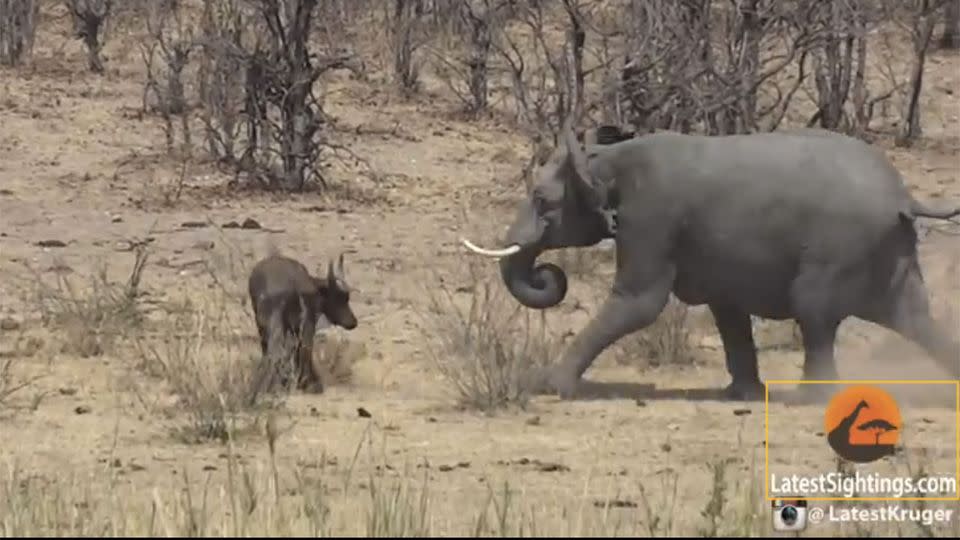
[[248, 255, 318, 302], [617, 131, 916, 316]]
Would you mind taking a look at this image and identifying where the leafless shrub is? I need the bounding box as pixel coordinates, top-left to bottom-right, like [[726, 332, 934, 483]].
[[133, 294, 282, 443], [894, 0, 948, 147], [392, 0, 428, 95], [192, 0, 360, 191], [0, 0, 38, 66], [66, 0, 113, 74], [421, 265, 560, 411], [196, 0, 247, 165], [142, 0, 198, 155], [495, 0, 584, 134], [430, 0, 504, 115], [26, 244, 149, 358], [616, 0, 827, 135]]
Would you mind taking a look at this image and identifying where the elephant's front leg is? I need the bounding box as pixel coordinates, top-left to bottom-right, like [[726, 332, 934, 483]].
[[549, 269, 675, 399]]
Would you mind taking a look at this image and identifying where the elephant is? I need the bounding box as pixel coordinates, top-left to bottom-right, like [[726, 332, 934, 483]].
[[462, 121, 960, 400]]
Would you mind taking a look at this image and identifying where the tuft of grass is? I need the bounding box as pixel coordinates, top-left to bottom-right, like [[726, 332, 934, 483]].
[[132, 293, 284, 443], [314, 331, 366, 388], [419, 265, 561, 412], [615, 295, 700, 369], [26, 246, 149, 358]]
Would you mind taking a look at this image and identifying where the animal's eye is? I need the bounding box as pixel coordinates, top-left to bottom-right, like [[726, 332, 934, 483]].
[[532, 192, 547, 213]]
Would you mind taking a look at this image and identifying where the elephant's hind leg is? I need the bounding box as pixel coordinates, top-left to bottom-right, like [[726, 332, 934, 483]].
[[866, 260, 960, 379], [709, 305, 763, 401]]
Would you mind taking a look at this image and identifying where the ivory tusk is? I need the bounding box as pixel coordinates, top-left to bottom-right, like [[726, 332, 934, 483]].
[[460, 238, 521, 258]]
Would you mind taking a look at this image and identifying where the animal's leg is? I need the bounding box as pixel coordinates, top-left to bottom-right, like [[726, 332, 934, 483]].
[[548, 268, 675, 399], [797, 319, 840, 382], [868, 261, 960, 378], [708, 305, 763, 401], [789, 265, 843, 387], [298, 322, 325, 394], [257, 323, 269, 356]]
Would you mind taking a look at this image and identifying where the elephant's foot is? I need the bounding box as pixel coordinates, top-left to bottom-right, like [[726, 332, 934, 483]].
[[723, 379, 765, 402], [524, 367, 555, 396], [547, 368, 581, 400]]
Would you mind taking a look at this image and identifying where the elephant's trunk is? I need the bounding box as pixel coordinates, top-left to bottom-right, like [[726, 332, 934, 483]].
[[498, 246, 568, 310]]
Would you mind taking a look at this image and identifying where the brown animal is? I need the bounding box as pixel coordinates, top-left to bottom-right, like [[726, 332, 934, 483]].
[[247, 252, 357, 392]]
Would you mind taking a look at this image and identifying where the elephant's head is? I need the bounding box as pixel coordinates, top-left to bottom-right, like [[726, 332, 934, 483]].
[[462, 120, 617, 309]]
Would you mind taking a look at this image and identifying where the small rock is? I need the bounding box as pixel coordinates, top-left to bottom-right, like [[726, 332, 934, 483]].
[[310, 406, 320, 417], [427, 417, 437, 423], [222, 221, 240, 229], [111, 216, 123, 223], [111, 458, 122, 468], [733, 409, 752, 416], [36, 239, 67, 248], [181, 221, 208, 229], [438, 464, 455, 472], [129, 463, 146, 472], [0, 188, 13, 196], [0, 318, 20, 331], [74, 405, 92, 415], [593, 499, 638, 509], [241, 218, 262, 230], [661, 442, 672, 453], [921, 417, 934, 424], [59, 387, 77, 396], [537, 462, 570, 473], [357, 407, 372, 418], [635, 399, 647, 407], [203, 465, 217, 471], [526, 416, 541, 426]]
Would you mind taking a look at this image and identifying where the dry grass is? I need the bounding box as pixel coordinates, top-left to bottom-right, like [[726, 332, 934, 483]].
[[24, 246, 149, 358], [420, 265, 562, 412], [131, 293, 278, 443], [2, 420, 955, 537], [313, 331, 365, 388], [614, 296, 703, 369]]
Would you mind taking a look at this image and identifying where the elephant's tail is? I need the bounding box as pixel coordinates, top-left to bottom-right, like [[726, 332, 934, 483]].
[[904, 198, 960, 221]]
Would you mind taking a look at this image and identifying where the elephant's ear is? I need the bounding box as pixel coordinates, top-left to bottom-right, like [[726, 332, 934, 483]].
[[561, 118, 604, 210]]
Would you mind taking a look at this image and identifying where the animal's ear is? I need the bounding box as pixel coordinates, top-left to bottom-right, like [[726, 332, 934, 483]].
[[561, 117, 603, 209]]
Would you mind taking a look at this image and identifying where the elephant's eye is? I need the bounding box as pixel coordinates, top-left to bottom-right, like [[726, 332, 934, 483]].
[[532, 193, 547, 214]]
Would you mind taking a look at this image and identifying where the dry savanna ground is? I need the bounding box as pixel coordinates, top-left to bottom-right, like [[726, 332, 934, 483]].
[[1, 2, 959, 537]]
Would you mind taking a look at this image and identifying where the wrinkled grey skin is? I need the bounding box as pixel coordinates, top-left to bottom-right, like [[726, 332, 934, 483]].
[[492, 123, 960, 400], [247, 253, 358, 392]]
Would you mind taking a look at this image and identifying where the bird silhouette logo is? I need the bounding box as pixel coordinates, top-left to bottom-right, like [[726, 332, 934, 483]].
[[824, 385, 902, 463]]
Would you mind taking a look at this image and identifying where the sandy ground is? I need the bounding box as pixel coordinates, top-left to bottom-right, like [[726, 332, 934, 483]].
[[0, 3, 959, 536]]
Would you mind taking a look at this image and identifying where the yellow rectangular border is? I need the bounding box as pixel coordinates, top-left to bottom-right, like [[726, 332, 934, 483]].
[[764, 379, 960, 502]]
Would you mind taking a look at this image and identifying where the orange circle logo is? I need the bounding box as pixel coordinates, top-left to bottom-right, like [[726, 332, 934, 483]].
[[824, 385, 902, 463]]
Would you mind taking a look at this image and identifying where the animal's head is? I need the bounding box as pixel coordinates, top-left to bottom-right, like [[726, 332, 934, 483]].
[[857, 399, 870, 409], [314, 253, 358, 330], [463, 120, 628, 309]]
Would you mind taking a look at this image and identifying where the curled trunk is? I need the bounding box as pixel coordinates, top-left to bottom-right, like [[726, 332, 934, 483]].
[[498, 247, 568, 310]]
